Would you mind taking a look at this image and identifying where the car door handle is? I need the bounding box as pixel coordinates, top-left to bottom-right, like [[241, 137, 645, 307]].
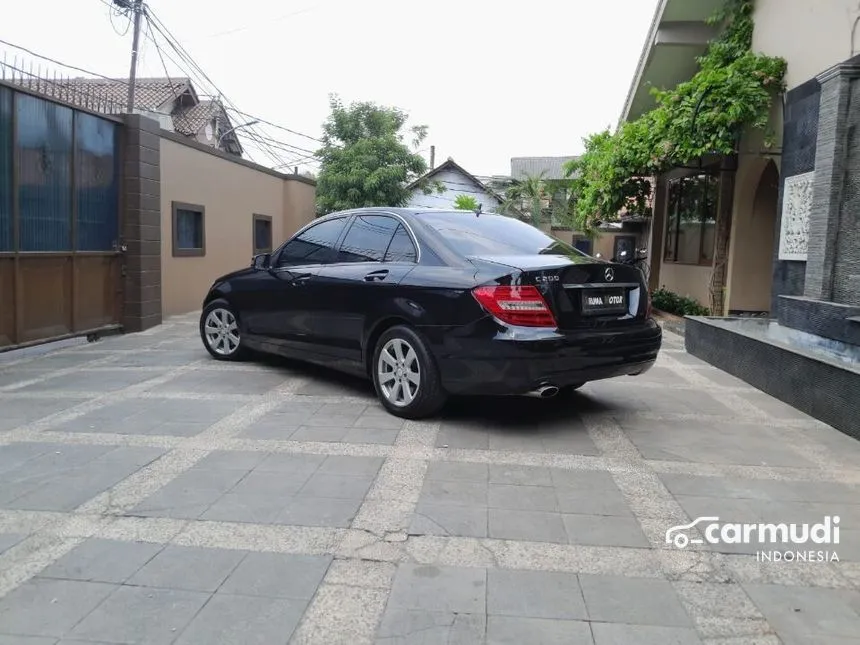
[[364, 269, 389, 282], [292, 273, 313, 285]]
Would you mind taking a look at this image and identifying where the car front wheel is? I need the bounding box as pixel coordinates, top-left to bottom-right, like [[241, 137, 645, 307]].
[[372, 325, 447, 419], [200, 299, 248, 361]]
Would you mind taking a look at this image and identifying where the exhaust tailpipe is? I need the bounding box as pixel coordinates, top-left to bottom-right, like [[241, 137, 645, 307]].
[[524, 385, 559, 398]]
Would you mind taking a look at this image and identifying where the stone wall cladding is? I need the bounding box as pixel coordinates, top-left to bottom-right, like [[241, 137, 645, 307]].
[[121, 114, 162, 333], [771, 79, 820, 312]]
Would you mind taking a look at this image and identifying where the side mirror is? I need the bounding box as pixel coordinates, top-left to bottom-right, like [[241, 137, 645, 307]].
[[252, 253, 271, 270]]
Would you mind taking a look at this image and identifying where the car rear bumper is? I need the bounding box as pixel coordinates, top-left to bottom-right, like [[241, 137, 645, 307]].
[[426, 318, 662, 396]]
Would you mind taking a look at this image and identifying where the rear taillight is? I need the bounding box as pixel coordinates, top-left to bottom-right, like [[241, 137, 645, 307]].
[[472, 285, 557, 328]]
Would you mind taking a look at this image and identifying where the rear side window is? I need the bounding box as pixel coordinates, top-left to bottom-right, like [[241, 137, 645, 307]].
[[420, 212, 586, 258], [338, 215, 400, 262], [384, 225, 417, 263], [277, 217, 347, 267]]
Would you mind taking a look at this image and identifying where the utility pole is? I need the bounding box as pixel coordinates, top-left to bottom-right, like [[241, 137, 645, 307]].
[[125, 0, 144, 113], [429, 145, 435, 169]]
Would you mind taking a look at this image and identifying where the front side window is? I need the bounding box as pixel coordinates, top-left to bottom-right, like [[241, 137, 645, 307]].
[[276, 217, 347, 267], [338, 215, 400, 263], [172, 202, 205, 257]]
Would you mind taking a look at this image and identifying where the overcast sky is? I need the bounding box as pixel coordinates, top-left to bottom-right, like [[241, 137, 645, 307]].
[[2, 0, 657, 176]]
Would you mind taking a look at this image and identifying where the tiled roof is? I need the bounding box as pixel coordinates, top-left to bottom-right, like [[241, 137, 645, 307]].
[[510, 156, 579, 180], [172, 100, 222, 136], [55, 77, 192, 112]]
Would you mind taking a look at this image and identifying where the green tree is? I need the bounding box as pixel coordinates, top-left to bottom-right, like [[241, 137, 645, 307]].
[[453, 194, 480, 211], [501, 173, 548, 228], [315, 95, 439, 214]]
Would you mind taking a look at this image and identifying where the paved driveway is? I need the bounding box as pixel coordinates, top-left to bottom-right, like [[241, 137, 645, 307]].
[[0, 313, 859, 645]]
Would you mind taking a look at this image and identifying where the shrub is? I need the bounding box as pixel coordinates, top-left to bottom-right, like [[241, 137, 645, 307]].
[[651, 287, 711, 317]]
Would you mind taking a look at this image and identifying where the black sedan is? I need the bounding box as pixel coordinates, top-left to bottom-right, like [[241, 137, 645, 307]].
[[199, 207, 662, 418]]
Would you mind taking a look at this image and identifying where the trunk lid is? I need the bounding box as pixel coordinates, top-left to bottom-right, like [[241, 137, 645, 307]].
[[468, 254, 647, 329]]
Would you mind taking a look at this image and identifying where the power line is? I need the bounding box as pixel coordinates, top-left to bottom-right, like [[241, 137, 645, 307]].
[[224, 107, 323, 144], [141, 5, 288, 168]]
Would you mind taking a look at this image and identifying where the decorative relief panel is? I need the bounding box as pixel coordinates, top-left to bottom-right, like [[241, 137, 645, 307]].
[[779, 171, 815, 261]]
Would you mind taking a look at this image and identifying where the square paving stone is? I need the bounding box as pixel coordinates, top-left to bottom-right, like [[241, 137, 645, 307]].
[[16, 370, 156, 393], [486, 616, 593, 644], [489, 465, 552, 487], [426, 462, 489, 483], [230, 470, 312, 497], [579, 575, 693, 627], [562, 515, 650, 548], [255, 453, 327, 473], [410, 502, 488, 537], [420, 480, 488, 507], [0, 635, 58, 644], [0, 579, 116, 638], [555, 487, 632, 516], [488, 509, 568, 543], [488, 484, 558, 512], [591, 623, 703, 645], [0, 398, 90, 432], [376, 609, 486, 644], [0, 534, 24, 556], [54, 399, 236, 437], [147, 370, 288, 395], [318, 455, 385, 477], [388, 564, 486, 614], [297, 472, 375, 500], [69, 586, 210, 645], [743, 584, 860, 640], [275, 496, 363, 527], [219, 552, 331, 599], [192, 450, 269, 472], [487, 569, 586, 620], [173, 593, 308, 645], [126, 545, 246, 592], [39, 539, 163, 584], [199, 493, 287, 524]]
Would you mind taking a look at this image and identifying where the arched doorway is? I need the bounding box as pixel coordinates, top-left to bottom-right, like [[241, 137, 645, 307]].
[[732, 160, 779, 313]]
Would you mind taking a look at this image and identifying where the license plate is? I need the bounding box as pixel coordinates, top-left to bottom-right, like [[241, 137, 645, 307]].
[[582, 289, 627, 315]]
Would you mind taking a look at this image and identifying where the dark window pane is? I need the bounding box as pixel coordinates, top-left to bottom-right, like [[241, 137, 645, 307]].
[[75, 112, 118, 251], [664, 179, 681, 262], [384, 224, 417, 263], [17, 94, 73, 252], [278, 217, 347, 267], [420, 211, 586, 259], [176, 209, 203, 249], [254, 216, 272, 252], [338, 215, 399, 263], [0, 87, 11, 252]]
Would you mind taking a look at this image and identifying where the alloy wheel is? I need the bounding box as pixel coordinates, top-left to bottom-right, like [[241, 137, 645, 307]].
[[377, 337, 421, 407], [204, 308, 240, 356]]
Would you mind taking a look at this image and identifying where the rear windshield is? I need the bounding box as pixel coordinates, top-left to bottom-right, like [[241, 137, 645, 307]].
[[419, 212, 588, 258]]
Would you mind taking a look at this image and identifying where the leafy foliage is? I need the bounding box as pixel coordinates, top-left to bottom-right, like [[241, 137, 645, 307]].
[[314, 95, 438, 214], [568, 0, 786, 229], [502, 173, 548, 227], [453, 194, 480, 211], [651, 287, 711, 316]]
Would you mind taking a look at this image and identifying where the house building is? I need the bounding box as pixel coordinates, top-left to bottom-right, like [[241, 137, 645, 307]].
[[405, 157, 504, 212], [9, 75, 246, 156], [624, 0, 860, 316], [0, 76, 315, 351]]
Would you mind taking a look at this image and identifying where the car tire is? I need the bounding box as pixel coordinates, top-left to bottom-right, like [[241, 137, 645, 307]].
[[200, 299, 249, 361], [372, 325, 447, 419]]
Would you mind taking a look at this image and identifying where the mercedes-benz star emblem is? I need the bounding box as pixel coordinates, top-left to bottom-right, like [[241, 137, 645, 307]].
[[604, 267, 615, 282]]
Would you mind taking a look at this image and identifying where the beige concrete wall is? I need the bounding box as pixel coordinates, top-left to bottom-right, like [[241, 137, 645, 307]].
[[657, 262, 713, 305], [753, 0, 859, 91], [159, 137, 315, 316]]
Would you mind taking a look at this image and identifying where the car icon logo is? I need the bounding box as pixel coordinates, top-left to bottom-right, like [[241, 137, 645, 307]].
[[665, 516, 720, 549], [604, 267, 615, 282]]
